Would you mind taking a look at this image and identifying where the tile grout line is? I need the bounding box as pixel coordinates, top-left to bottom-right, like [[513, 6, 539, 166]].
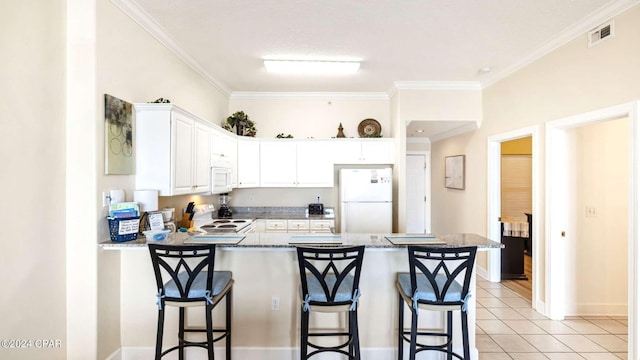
[[476, 278, 628, 359]]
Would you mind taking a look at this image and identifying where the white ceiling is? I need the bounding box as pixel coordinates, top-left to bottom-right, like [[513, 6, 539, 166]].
[[120, 0, 636, 137]]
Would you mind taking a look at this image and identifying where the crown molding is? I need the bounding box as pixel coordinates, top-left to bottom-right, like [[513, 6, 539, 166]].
[[110, 0, 232, 97], [229, 92, 390, 100], [482, 0, 640, 88], [392, 81, 483, 92]]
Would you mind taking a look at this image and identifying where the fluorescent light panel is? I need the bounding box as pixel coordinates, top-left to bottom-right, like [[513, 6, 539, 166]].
[[264, 60, 360, 74]]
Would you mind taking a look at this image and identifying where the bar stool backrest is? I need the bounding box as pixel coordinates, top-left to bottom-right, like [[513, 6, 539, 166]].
[[296, 246, 365, 308], [148, 244, 216, 304], [407, 246, 477, 309]]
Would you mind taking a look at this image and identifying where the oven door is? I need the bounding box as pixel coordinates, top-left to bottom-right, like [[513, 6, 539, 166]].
[[211, 166, 232, 194]]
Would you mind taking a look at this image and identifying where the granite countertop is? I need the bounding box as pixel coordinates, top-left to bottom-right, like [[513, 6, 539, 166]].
[[100, 232, 503, 250]]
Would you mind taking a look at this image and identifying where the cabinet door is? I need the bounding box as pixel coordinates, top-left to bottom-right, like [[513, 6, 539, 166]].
[[361, 139, 394, 164], [296, 140, 334, 187], [310, 219, 334, 233], [172, 113, 194, 195], [332, 140, 363, 164], [265, 219, 287, 232], [237, 138, 260, 188], [260, 141, 297, 187], [193, 121, 211, 193], [287, 219, 310, 232]]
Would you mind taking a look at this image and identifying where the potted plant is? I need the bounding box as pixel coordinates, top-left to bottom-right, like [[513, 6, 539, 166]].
[[223, 111, 257, 137]]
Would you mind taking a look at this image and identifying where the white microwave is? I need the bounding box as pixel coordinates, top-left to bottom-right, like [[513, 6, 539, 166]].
[[211, 161, 232, 194]]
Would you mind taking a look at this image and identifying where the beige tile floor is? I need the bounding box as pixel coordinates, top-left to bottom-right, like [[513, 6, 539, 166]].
[[476, 278, 628, 360]]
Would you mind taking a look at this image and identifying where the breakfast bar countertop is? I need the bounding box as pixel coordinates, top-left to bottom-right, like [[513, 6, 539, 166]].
[[99, 232, 503, 250]]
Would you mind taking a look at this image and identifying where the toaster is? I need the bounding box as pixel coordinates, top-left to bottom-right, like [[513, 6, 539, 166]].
[[308, 203, 324, 215]]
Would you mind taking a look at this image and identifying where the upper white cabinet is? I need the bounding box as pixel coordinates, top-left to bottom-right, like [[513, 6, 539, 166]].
[[259, 140, 334, 188], [211, 127, 238, 186], [135, 104, 212, 196], [296, 140, 334, 187], [236, 137, 260, 188], [333, 138, 395, 164]]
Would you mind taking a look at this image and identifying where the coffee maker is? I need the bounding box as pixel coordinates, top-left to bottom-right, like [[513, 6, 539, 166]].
[[217, 193, 233, 218]]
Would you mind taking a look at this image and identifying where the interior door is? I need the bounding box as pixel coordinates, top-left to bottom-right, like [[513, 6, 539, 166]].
[[406, 153, 429, 234]]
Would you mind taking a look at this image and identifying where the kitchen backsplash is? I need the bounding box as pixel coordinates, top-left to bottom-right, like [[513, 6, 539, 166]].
[[157, 188, 335, 220]]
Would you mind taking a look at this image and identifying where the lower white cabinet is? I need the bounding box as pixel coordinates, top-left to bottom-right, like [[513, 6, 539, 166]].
[[265, 219, 287, 232], [260, 219, 335, 233], [287, 219, 310, 233], [310, 219, 334, 233]]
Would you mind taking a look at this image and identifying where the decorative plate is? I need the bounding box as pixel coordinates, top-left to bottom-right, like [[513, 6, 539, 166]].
[[358, 118, 381, 137]]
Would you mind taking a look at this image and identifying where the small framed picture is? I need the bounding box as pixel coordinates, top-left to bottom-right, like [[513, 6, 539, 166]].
[[445, 155, 465, 190]]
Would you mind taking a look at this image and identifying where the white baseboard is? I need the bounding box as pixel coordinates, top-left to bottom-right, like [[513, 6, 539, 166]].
[[117, 346, 478, 360], [566, 303, 628, 317]]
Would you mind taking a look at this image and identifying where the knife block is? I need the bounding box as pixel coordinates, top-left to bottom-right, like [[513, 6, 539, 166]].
[[180, 217, 194, 229]]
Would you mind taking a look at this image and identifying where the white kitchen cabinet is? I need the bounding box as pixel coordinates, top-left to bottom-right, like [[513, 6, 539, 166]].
[[259, 139, 334, 187], [135, 104, 212, 196], [287, 219, 310, 232], [254, 219, 266, 233], [260, 140, 297, 186], [256, 218, 334, 233], [310, 219, 335, 233], [237, 137, 260, 188], [296, 140, 334, 187], [333, 138, 395, 164], [265, 219, 287, 232], [211, 127, 238, 186]]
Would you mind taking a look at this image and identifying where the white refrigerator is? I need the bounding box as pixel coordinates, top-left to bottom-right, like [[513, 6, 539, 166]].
[[340, 168, 393, 233]]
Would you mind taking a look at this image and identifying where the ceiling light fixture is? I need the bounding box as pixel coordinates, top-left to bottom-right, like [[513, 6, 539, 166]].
[[264, 60, 360, 75], [478, 67, 493, 74]]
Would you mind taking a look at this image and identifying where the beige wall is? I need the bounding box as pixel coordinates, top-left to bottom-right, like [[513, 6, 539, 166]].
[[566, 117, 628, 315], [396, 88, 483, 123], [0, 1, 67, 359], [229, 97, 390, 139], [431, 4, 640, 308], [95, 0, 229, 357]]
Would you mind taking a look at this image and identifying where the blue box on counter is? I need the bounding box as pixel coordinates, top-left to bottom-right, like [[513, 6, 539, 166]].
[[107, 216, 140, 242]]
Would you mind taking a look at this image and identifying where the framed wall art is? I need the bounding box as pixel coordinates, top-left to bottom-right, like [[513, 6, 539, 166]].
[[445, 155, 465, 190], [105, 94, 134, 175]]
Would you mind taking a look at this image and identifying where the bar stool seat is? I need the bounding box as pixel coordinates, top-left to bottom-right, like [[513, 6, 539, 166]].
[[296, 245, 365, 360], [148, 243, 233, 360], [396, 246, 477, 360]]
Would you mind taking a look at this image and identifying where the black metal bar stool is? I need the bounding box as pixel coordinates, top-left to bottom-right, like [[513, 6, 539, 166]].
[[396, 246, 477, 360], [296, 245, 365, 360], [148, 243, 233, 360]]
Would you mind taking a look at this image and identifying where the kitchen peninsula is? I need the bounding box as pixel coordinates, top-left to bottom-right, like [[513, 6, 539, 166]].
[[101, 233, 501, 360]]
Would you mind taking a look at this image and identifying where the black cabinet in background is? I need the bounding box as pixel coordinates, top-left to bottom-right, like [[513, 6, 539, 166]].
[[500, 222, 528, 280]]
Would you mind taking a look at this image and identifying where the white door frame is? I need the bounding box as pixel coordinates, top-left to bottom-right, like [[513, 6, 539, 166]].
[[487, 127, 540, 299], [546, 101, 639, 359], [407, 151, 431, 233]]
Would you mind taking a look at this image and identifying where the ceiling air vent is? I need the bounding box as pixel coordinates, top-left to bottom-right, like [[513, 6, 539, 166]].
[[588, 21, 614, 47]]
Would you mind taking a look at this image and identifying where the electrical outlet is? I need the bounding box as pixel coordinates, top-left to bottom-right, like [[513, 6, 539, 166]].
[[271, 296, 280, 311], [585, 206, 597, 218]]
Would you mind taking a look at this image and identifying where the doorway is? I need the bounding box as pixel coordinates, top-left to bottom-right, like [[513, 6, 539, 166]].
[[500, 137, 533, 300], [545, 101, 639, 359], [406, 151, 431, 234]]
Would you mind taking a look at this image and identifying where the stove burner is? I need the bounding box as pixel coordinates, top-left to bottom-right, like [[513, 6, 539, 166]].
[[217, 224, 237, 229], [213, 219, 231, 223], [232, 220, 247, 223]]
